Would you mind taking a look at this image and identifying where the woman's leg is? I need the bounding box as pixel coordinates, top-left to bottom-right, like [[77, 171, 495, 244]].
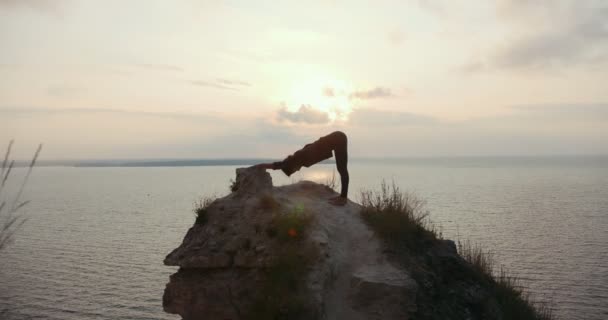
[[331, 131, 349, 198]]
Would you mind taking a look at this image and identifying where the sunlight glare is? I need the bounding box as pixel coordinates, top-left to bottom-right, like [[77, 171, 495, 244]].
[[285, 77, 353, 122]]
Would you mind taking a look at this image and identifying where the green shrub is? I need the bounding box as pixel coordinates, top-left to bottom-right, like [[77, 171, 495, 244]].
[[193, 196, 216, 225]]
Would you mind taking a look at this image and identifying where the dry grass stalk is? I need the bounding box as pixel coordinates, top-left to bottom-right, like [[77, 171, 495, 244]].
[[0, 141, 42, 251]]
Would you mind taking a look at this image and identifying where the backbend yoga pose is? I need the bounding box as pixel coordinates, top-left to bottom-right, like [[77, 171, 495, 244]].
[[255, 131, 349, 206]]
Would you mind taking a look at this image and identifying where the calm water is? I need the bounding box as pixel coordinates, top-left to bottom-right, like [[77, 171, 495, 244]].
[[1, 157, 607, 319]]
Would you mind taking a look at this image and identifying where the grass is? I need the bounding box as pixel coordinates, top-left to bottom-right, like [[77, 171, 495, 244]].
[[458, 241, 554, 320], [322, 170, 337, 192], [258, 193, 281, 212], [360, 180, 439, 253], [457, 240, 495, 277], [360, 180, 554, 320], [229, 178, 238, 192], [193, 195, 216, 225], [250, 204, 318, 319], [0, 140, 42, 251]]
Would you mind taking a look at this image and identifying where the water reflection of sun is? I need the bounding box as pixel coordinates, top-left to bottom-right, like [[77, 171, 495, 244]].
[[285, 77, 353, 122], [303, 170, 335, 183]]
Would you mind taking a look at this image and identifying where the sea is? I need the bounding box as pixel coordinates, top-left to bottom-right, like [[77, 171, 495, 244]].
[[0, 156, 607, 319]]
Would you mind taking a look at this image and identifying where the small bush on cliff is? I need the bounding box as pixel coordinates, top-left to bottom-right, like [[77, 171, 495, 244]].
[[457, 240, 495, 278], [360, 180, 438, 252], [193, 196, 216, 225], [229, 178, 238, 192], [458, 241, 554, 320]]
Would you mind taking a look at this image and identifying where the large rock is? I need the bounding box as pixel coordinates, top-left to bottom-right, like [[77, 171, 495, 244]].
[[163, 166, 533, 320], [233, 166, 272, 195], [163, 166, 417, 319]]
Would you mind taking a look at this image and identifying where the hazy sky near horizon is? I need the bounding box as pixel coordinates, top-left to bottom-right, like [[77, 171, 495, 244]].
[[1, 0, 607, 160]]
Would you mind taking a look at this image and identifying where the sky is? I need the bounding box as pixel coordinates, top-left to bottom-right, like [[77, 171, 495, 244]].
[[1, 0, 607, 160]]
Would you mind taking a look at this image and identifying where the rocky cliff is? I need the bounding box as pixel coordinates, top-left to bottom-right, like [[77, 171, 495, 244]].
[[162, 167, 519, 320]]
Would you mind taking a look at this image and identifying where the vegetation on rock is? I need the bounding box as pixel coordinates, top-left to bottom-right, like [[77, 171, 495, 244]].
[[193, 195, 216, 225], [360, 180, 554, 320], [360, 181, 439, 253], [250, 199, 319, 319], [458, 241, 554, 320]]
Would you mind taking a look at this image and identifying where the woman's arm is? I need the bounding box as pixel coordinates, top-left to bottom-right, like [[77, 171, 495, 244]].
[[252, 162, 276, 170]]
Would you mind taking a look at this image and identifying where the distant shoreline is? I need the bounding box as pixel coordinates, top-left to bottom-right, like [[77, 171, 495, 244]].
[[9, 155, 608, 168]]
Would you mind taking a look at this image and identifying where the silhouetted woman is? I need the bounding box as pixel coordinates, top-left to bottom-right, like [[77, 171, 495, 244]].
[[255, 131, 349, 206]]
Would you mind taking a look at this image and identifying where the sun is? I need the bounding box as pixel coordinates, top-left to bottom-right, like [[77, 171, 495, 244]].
[[284, 77, 353, 122]]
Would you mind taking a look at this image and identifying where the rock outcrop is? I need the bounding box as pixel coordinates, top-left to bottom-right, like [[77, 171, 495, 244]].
[[163, 167, 418, 319], [163, 167, 506, 320]]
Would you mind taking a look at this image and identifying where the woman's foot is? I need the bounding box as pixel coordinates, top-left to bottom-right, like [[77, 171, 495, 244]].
[[328, 196, 347, 206]]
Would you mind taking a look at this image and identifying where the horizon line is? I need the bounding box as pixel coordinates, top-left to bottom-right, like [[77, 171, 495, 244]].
[[8, 154, 608, 167]]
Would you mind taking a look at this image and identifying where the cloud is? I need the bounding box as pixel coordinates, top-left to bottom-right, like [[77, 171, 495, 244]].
[[277, 105, 330, 124], [459, 61, 487, 74], [190, 80, 236, 90], [345, 103, 608, 157], [112, 117, 313, 159], [0, 106, 226, 123], [388, 29, 406, 46], [1, 106, 306, 159], [349, 87, 393, 100], [322, 86, 335, 97], [465, 0, 608, 71], [508, 103, 608, 121], [0, 0, 62, 13], [348, 109, 438, 126], [496, 21, 608, 68], [215, 78, 251, 87], [347, 104, 608, 129], [416, 0, 446, 14], [131, 63, 184, 72], [190, 77, 251, 91], [47, 85, 85, 98], [4, 104, 607, 159]]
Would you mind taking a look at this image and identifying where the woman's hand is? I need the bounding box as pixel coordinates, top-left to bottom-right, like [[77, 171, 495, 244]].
[[252, 163, 273, 170]]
